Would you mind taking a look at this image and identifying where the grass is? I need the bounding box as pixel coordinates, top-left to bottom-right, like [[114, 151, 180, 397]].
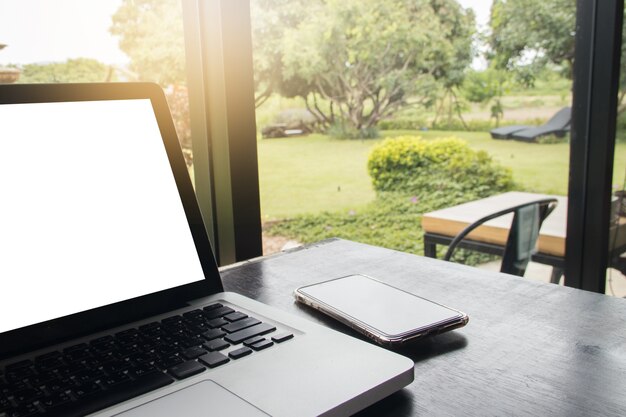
[[257, 134, 379, 220], [258, 130, 626, 220]]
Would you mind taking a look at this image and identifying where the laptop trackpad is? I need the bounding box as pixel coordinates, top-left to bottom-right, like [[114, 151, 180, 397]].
[[115, 380, 269, 416]]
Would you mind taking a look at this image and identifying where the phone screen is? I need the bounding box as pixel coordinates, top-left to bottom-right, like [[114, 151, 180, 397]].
[[297, 275, 464, 337]]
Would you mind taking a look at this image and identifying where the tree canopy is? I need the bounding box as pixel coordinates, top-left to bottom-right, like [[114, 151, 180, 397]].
[[264, 0, 476, 133], [110, 0, 185, 86], [489, 0, 575, 80], [17, 59, 112, 84], [110, 0, 476, 133]]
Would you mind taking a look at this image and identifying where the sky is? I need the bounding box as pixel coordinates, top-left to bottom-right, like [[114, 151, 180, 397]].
[[458, 0, 492, 28], [0, 0, 492, 66], [0, 0, 127, 65]]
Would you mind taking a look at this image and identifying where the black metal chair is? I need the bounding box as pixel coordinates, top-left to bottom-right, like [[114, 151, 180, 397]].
[[444, 198, 558, 276]]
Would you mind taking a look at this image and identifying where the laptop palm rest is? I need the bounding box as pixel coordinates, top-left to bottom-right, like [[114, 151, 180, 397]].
[[115, 380, 269, 416]]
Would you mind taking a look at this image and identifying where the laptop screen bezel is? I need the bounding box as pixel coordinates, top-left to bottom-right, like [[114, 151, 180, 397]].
[[0, 82, 223, 359]]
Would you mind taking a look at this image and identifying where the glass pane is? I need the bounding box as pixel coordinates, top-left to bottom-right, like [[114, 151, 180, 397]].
[[252, 0, 574, 289], [608, 13, 626, 297], [0, 0, 193, 171]]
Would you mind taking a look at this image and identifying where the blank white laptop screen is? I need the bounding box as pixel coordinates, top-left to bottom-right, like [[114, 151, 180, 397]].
[[0, 99, 206, 334]]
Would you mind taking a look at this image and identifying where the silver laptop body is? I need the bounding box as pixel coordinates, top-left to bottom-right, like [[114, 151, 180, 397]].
[[0, 83, 413, 417]]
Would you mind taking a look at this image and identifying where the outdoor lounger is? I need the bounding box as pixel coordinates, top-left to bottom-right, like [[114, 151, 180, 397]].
[[490, 106, 571, 141]]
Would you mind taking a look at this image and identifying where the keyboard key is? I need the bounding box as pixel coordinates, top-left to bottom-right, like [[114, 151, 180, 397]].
[[225, 323, 276, 345], [162, 315, 183, 325], [12, 388, 43, 404], [35, 351, 62, 363], [63, 343, 88, 354], [242, 336, 265, 347], [0, 396, 12, 412], [204, 306, 234, 320], [126, 364, 158, 379], [5, 402, 40, 416], [138, 322, 160, 332], [202, 329, 226, 341], [180, 337, 204, 349], [204, 339, 230, 352], [39, 391, 72, 409], [251, 339, 274, 351], [39, 371, 174, 416], [271, 333, 294, 343], [183, 309, 204, 319], [5, 360, 32, 372], [73, 381, 103, 398], [5, 367, 35, 382], [203, 303, 223, 311], [102, 371, 131, 388], [208, 318, 229, 328], [229, 347, 253, 360], [198, 352, 230, 369], [224, 311, 248, 322], [182, 346, 208, 360], [168, 361, 205, 380], [222, 317, 261, 334], [36, 357, 65, 371]]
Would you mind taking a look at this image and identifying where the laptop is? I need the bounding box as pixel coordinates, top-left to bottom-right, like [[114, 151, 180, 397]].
[[0, 83, 414, 416]]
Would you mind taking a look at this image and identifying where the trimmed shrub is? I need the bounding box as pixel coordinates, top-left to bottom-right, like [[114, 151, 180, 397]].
[[367, 136, 514, 197]]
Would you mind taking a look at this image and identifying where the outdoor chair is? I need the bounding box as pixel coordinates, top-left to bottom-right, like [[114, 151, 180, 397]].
[[443, 198, 558, 277], [490, 107, 571, 141]]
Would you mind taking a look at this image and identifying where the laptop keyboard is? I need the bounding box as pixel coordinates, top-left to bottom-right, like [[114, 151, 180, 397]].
[[0, 303, 294, 417]]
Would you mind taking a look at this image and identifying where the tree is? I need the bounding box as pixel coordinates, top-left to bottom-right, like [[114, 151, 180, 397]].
[[110, 0, 185, 86], [277, 0, 475, 134], [17, 59, 113, 83], [250, 0, 312, 108], [462, 68, 511, 126], [490, 0, 575, 80], [110, 0, 191, 163]]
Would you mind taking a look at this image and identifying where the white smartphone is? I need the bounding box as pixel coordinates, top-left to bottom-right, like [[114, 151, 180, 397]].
[[294, 274, 468, 346]]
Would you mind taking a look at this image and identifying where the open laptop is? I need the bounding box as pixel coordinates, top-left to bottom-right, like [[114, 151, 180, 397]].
[[0, 83, 414, 416]]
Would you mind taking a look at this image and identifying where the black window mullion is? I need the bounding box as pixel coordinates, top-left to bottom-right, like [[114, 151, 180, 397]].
[[566, 0, 624, 292]]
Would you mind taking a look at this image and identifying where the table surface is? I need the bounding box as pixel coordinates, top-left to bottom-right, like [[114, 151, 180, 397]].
[[422, 191, 626, 257], [220, 238, 626, 417]]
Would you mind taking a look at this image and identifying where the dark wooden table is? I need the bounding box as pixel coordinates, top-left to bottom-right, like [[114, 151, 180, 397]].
[[220, 238, 626, 416]]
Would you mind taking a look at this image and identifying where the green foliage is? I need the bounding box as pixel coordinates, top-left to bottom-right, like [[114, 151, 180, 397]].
[[276, 0, 475, 132], [250, 0, 311, 107], [17, 59, 112, 83], [378, 118, 430, 131], [367, 136, 514, 196], [266, 190, 495, 265], [489, 0, 576, 79], [327, 122, 379, 140], [462, 68, 512, 125], [535, 134, 569, 144], [110, 0, 185, 86], [488, 0, 626, 114]]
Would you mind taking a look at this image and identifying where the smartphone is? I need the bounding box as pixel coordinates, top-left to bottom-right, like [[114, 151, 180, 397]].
[[294, 274, 468, 346]]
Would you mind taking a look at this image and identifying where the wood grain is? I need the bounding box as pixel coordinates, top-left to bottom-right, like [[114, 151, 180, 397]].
[[220, 238, 626, 416]]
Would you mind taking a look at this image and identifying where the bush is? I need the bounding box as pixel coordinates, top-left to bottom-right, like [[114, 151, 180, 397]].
[[378, 116, 548, 132], [327, 122, 379, 139], [266, 191, 496, 266], [367, 136, 514, 197], [378, 118, 429, 131]]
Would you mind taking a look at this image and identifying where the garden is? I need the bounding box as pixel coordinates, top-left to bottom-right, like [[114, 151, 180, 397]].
[[248, 0, 626, 260]]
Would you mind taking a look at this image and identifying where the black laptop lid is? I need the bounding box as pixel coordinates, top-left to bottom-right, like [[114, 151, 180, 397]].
[[0, 83, 222, 359]]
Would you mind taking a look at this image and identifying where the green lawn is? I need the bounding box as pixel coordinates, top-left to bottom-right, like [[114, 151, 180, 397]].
[[257, 134, 379, 220], [257, 130, 626, 219]]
